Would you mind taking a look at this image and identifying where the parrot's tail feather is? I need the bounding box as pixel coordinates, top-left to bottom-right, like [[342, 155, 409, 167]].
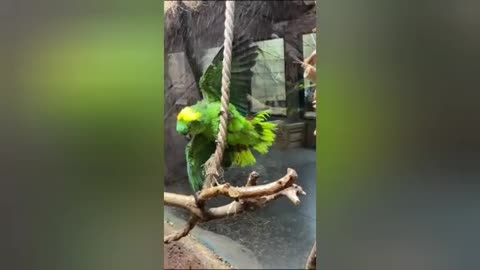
[[251, 111, 277, 154], [232, 148, 256, 167]]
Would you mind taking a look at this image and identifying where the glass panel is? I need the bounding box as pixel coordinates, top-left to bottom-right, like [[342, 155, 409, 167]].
[[251, 39, 287, 115]]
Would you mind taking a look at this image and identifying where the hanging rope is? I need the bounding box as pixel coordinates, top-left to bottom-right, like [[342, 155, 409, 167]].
[[203, 0, 236, 189]]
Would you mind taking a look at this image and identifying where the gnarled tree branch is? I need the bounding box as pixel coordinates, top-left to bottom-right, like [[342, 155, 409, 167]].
[[164, 216, 200, 244], [164, 168, 305, 243], [197, 168, 297, 201], [305, 241, 316, 269]]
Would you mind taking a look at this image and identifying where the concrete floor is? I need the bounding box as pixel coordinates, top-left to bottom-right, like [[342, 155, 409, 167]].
[[165, 147, 316, 269]]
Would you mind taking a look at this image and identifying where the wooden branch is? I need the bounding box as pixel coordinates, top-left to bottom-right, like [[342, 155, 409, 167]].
[[302, 48, 317, 136], [262, 184, 306, 206], [164, 168, 305, 243], [246, 171, 260, 186], [197, 168, 297, 201], [164, 216, 199, 244], [164, 192, 206, 219], [208, 184, 306, 218], [305, 241, 317, 269], [305, 50, 316, 66], [302, 50, 317, 82]]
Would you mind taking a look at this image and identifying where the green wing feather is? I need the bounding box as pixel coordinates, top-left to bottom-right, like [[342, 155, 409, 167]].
[[186, 135, 215, 191], [199, 34, 259, 116], [186, 134, 233, 192]]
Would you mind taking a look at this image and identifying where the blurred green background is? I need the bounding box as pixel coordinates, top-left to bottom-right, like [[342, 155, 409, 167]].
[[317, 1, 480, 269], [2, 3, 165, 270], [20, 18, 163, 171]]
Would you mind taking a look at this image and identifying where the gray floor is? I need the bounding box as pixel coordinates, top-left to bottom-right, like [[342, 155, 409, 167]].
[[165, 147, 316, 269]]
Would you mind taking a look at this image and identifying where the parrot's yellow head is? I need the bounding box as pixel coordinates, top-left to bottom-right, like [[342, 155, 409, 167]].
[[177, 107, 201, 122], [176, 106, 203, 136]]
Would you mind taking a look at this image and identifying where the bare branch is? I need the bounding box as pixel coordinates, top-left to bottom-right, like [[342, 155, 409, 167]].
[[206, 201, 245, 219], [164, 216, 200, 244], [246, 171, 260, 186], [298, 50, 316, 83], [304, 65, 316, 82], [164, 192, 206, 219], [197, 168, 298, 201], [305, 241, 317, 269], [262, 184, 306, 206], [163, 169, 305, 242], [305, 50, 317, 66], [208, 184, 306, 219]]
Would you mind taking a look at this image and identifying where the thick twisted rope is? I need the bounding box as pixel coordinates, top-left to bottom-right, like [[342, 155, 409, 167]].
[[203, 0, 236, 189]]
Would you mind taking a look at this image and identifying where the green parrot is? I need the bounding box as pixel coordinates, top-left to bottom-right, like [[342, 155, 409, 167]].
[[176, 35, 277, 192]]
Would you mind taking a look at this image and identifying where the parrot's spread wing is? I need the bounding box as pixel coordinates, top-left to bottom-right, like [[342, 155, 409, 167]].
[[199, 34, 259, 116], [185, 134, 215, 192]]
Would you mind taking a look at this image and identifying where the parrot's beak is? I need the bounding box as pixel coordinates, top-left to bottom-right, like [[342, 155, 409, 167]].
[[185, 135, 192, 141]]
